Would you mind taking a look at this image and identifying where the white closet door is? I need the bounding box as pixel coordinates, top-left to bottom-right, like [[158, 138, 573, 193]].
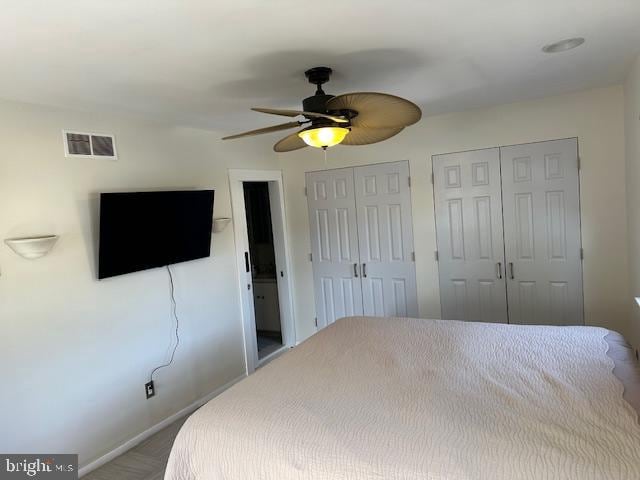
[[306, 168, 363, 327], [433, 148, 508, 323], [500, 138, 583, 325], [354, 161, 418, 317]]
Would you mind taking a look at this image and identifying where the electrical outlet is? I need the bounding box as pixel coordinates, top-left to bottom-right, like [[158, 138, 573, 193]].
[[145, 381, 155, 399]]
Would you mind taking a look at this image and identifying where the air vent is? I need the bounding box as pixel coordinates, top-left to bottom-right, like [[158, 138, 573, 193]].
[[63, 131, 117, 159]]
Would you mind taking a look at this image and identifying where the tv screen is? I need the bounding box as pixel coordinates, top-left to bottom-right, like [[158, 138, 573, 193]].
[[98, 190, 215, 279]]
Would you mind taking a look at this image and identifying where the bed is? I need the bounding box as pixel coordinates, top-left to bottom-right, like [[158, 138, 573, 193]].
[[165, 316, 640, 479]]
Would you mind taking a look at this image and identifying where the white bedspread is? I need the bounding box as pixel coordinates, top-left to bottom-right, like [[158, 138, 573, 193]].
[[165, 316, 640, 479]]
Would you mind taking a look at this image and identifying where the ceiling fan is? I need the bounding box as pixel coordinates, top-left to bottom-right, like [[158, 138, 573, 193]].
[[222, 67, 422, 152]]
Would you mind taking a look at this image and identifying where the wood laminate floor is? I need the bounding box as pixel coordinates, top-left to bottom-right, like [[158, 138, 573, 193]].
[[83, 414, 189, 480]]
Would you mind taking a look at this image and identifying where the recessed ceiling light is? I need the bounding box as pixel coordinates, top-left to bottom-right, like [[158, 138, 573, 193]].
[[542, 37, 585, 53]]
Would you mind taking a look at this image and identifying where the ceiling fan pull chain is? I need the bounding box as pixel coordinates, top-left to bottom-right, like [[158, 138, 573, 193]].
[[323, 147, 328, 169]]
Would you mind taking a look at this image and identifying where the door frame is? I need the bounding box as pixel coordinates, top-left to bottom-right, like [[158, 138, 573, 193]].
[[229, 169, 297, 374]]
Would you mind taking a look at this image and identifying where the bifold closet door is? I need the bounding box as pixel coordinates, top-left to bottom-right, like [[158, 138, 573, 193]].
[[306, 168, 363, 328], [354, 161, 418, 317], [433, 148, 508, 323], [500, 138, 583, 325]]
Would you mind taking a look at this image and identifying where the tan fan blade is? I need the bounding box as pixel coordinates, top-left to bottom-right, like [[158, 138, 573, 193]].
[[252, 107, 348, 124], [273, 131, 307, 152], [340, 126, 404, 146], [326, 92, 421, 129], [221, 121, 302, 140]]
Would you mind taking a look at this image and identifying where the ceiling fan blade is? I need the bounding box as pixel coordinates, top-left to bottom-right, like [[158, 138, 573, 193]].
[[252, 107, 348, 124], [326, 93, 421, 129], [273, 131, 307, 153], [340, 126, 404, 146], [221, 121, 302, 140]]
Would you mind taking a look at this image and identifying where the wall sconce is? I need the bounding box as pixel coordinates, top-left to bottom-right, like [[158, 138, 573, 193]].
[[213, 218, 231, 233], [4, 235, 59, 259]]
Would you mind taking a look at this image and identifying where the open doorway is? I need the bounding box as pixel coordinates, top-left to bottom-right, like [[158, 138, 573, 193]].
[[229, 169, 296, 374], [243, 182, 283, 359]]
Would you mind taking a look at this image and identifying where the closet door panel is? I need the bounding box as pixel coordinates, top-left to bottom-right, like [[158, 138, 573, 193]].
[[306, 168, 364, 328], [433, 148, 508, 323], [501, 138, 583, 325], [354, 161, 419, 317]]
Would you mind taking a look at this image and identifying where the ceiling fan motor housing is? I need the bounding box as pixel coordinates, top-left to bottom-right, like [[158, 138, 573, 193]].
[[303, 66, 335, 115], [302, 67, 359, 123], [302, 93, 335, 115]]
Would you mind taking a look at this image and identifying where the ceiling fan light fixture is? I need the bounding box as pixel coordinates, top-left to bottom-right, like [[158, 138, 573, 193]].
[[298, 126, 350, 149]]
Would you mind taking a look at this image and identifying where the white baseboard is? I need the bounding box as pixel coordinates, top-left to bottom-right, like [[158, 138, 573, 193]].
[[78, 374, 247, 478]]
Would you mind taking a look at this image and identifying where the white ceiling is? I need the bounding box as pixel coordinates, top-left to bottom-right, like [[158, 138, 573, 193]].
[[2, 0, 639, 132]]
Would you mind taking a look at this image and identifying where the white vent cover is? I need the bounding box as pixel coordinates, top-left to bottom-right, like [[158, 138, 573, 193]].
[[63, 131, 117, 159]]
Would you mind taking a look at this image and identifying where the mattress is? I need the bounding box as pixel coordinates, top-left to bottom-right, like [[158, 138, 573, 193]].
[[165, 317, 640, 480], [606, 331, 640, 417]]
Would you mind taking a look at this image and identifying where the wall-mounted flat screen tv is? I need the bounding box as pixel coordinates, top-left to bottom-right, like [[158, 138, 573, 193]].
[[98, 190, 215, 279]]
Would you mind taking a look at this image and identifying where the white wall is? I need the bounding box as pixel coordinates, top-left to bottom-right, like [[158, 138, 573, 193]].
[[0, 99, 277, 467], [625, 55, 640, 348], [279, 85, 631, 343]]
